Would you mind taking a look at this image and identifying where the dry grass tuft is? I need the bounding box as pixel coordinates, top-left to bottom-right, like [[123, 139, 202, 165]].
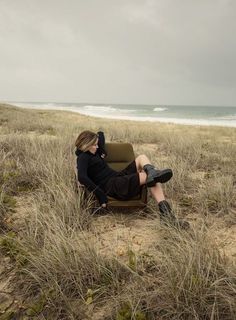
[[144, 224, 236, 319], [0, 103, 236, 319]]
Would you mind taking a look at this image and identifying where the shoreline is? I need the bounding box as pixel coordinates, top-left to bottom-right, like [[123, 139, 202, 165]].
[[5, 102, 236, 128]]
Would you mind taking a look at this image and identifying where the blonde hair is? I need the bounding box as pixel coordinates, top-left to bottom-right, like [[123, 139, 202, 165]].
[[75, 130, 98, 152]]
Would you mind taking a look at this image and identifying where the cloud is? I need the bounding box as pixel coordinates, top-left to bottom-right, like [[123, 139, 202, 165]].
[[0, 0, 236, 105]]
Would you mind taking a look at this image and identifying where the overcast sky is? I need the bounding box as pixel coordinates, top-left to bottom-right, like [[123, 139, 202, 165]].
[[0, 0, 236, 106]]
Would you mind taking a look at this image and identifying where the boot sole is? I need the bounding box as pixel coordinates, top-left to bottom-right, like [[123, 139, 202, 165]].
[[146, 169, 173, 187]]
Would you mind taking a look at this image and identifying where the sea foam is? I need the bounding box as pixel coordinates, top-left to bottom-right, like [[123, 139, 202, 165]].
[[83, 105, 117, 112], [153, 107, 167, 112]]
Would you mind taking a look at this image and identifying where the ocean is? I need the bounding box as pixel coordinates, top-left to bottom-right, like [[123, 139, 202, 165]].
[[10, 102, 236, 127]]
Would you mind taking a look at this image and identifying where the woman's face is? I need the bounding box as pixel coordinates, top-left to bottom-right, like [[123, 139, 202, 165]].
[[88, 138, 98, 154]]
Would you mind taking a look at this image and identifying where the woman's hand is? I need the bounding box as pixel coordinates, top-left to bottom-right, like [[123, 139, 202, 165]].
[[101, 203, 107, 208]]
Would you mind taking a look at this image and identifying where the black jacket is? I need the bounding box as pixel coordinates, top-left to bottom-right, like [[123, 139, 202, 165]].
[[75, 132, 117, 205]]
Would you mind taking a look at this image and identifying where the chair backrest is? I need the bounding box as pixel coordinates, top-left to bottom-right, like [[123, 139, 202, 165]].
[[105, 143, 135, 171]]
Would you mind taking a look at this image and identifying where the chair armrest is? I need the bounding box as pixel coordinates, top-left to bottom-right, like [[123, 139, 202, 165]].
[[140, 185, 148, 203]]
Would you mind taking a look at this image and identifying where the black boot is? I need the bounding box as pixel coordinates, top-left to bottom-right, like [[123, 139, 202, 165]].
[[158, 200, 190, 230], [143, 164, 173, 187]]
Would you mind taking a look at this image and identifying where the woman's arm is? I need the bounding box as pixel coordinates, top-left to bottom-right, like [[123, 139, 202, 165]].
[[97, 131, 107, 158], [77, 153, 108, 205]]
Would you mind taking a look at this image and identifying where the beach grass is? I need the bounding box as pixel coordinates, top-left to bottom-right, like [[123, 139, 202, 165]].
[[0, 103, 236, 319]]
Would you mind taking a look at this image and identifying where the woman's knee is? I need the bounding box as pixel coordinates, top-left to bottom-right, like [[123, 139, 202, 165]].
[[135, 154, 150, 169], [135, 154, 147, 165], [136, 154, 147, 160]]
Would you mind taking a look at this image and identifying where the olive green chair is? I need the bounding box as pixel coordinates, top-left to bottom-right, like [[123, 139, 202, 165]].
[[76, 143, 147, 208]]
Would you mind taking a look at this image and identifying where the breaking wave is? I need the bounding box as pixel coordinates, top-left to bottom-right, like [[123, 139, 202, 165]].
[[153, 107, 167, 112], [82, 105, 117, 112]]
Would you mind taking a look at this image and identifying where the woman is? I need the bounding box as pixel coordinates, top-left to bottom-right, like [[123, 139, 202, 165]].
[[75, 130, 189, 229]]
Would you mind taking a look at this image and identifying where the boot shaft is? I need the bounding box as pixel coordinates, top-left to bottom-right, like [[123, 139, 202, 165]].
[[158, 200, 190, 230], [158, 200, 176, 220]]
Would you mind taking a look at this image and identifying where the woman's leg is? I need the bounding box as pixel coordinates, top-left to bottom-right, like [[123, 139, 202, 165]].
[[135, 154, 173, 187], [139, 172, 165, 203], [135, 154, 151, 171], [138, 171, 189, 229]]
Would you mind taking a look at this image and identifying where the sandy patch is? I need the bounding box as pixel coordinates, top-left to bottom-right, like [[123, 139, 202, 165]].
[[5, 195, 34, 232], [91, 215, 160, 262], [214, 224, 236, 260]]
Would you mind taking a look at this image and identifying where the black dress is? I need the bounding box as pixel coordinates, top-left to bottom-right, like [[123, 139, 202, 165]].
[[103, 160, 140, 201]]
